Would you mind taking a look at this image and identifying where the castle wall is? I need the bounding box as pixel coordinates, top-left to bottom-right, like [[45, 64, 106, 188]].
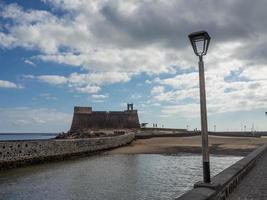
[[70, 108, 140, 132]]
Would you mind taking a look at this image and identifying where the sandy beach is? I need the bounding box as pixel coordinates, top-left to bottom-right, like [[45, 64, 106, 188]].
[[108, 135, 267, 156]]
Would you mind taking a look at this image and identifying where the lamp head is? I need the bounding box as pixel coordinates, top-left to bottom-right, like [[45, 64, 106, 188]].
[[188, 31, 210, 56]]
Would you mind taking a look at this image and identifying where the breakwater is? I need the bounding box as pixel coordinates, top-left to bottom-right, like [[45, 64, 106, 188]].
[[137, 129, 267, 139], [0, 132, 135, 170], [137, 128, 198, 139], [209, 131, 261, 137]]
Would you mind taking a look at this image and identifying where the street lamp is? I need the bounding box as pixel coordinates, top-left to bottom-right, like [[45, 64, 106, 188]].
[[188, 30, 211, 183]]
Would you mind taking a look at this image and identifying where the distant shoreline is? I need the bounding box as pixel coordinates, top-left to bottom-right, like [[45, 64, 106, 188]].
[[0, 133, 57, 135], [0, 133, 58, 141]]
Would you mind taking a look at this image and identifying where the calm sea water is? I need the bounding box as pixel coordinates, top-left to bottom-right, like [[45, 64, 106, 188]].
[[0, 133, 57, 141], [0, 153, 242, 200]]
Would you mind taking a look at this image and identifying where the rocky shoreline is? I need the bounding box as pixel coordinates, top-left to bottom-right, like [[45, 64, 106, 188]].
[[55, 129, 138, 139]]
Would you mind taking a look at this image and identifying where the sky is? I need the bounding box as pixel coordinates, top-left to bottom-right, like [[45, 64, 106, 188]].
[[0, 0, 267, 133]]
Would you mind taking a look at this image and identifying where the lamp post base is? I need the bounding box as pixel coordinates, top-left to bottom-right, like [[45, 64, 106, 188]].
[[194, 181, 221, 190], [203, 161, 211, 183]]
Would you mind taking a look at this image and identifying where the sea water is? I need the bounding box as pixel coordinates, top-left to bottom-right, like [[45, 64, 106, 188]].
[[0, 133, 57, 141], [0, 153, 242, 200]]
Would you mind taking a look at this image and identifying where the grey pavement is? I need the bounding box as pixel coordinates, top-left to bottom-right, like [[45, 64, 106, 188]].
[[228, 151, 267, 200]]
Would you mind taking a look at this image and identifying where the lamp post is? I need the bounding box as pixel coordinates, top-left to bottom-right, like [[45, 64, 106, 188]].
[[188, 30, 211, 183]]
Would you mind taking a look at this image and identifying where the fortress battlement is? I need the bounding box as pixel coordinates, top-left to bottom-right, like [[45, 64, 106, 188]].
[[70, 104, 140, 132]]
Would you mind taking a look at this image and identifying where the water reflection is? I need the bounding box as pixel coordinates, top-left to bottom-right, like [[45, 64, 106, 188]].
[[0, 154, 242, 200]]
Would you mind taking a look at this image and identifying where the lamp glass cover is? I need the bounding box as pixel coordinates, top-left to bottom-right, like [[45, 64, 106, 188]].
[[195, 39, 205, 55]]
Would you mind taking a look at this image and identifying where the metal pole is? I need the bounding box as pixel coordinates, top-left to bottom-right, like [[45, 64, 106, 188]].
[[198, 55, 211, 183]]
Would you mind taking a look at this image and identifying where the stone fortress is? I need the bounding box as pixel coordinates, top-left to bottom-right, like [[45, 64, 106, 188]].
[[0, 104, 139, 169], [0, 103, 196, 169], [70, 103, 140, 132]]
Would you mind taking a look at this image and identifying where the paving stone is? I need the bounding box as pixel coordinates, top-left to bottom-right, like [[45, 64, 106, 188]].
[[228, 152, 267, 200]]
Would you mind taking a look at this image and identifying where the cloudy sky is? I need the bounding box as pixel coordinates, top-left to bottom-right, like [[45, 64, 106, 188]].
[[0, 0, 267, 132]]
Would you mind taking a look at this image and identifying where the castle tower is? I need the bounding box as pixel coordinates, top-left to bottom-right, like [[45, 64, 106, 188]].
[[127, 103, 134, 111]]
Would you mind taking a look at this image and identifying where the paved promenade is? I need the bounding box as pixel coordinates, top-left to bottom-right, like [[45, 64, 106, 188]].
[[228, 150, 267, 200]]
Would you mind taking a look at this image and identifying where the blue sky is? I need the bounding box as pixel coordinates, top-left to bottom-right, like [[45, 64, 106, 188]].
[[0, 0, 267, 132]]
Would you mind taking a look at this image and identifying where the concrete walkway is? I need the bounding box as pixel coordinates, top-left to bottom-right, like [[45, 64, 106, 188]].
[[228, 151, 267, 200]]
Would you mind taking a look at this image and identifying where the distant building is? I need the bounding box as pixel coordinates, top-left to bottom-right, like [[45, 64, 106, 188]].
[[70, 104, 140, 132]]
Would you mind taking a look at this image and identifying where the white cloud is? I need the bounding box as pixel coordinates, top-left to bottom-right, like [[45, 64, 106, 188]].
[[156, 72, 199, 89], [68, 71, 131, 86], [24, 59, 36, 66], [130, 93, 141, 99], [1, 0, 267, 124], [1, 2, 179, 76], [38, 75, 68, 85], [0, 107, 72, 132], [34, 71, 133, 94], [145, 80, 152, 84], [149, 42, 267, 118], [240, 65, 267, 81], [151, 86, 165, 94], [75, 85, 101, 94], [161, 103, 200, 118], [0, 80, 23, 89], [1, 3, 53, 23], [21, 74, 35, 79], [92, 94, 109, 99], [151, 68, 267, 118], [39, 93, 58, 100], [0, 32, 16, 48], [36, 48, 177, 75]]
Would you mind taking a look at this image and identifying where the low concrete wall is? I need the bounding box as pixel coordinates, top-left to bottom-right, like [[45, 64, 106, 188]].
[[176, 144, 267, 200], [137, 130, 267, 139], [141, 128, 187, 132], [137, 128, 199, 139], [209, 131, 260, 138], [256, 131, 267, 136], [0, 133, 135, 170]]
